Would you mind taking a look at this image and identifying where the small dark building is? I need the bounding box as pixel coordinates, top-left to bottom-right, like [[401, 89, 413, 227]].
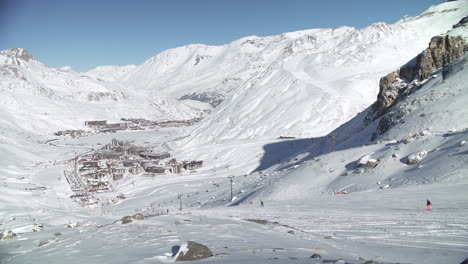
[[145, 166, 167, 174], [85, 120, 107, 127], [123, 160, 136, 167], [183, 161, 203, 170]]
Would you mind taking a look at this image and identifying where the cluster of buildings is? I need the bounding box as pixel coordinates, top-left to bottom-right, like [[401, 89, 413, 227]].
[[84, 120, 140, 133], [54, 129, 91, 137], [121, 117, 204, 129], [73, 138, 203, 193], [55, 118, 204, 138], [54, 120, 138, 138]]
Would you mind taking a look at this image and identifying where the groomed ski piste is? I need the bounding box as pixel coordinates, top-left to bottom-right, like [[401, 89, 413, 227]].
[[1, 1, 468, 264]]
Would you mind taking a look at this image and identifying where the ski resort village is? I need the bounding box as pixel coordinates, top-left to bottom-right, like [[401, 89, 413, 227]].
[[1, 1, 468, 264], [64, 137, 203, 205], [55, 118, 203, 138]]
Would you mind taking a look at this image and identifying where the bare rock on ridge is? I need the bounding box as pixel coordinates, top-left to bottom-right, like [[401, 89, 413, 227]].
[[175, 241, 213, 262]]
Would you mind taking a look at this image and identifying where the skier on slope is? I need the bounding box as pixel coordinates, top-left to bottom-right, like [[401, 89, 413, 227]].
[[260, 200, 264, 207], [427, 199, 432, 210]]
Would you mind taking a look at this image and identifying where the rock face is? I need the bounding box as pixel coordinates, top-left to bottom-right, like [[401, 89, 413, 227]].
[[407, 151, 428, 165], [175, 241, 213, 262], [372, 34, 466, 118], [121, 216, 133, 224], [412, 35, 465, 81], [0, 48, 36, 62], [366, 16, 468, 141], [453, 15, 468, 29], [38, 241, 49, 247]]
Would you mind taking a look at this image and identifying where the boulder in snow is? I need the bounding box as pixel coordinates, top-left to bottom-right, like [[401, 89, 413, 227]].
[[407, 151, 428, 165], [175, 241, 213, 262], [38, 241, 49, 247], [33, 224, 44, 232], [403, 136, 415, 144], [419, 130, 431, 137], [66, 222, 79, 228], [132, 213, 144, 220], [460, 140, 466, 147], [357, 155, 371, 166], [1, 230, 17, 240], [121, 216, 133, 224], [367, 159, 379, 169]]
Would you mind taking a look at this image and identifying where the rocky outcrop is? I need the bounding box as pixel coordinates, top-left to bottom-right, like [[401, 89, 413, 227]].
[[175, 241, 213, 262], [0, 48, 36, 62], [132, 213, 144, 220], [38, 241, 49, 247], [453, 15, 468, 29], [365, 16, 468, 141], [407, 151, 428, 165], [1, 230, 17, 240], [371, 34, 466, 119], [121, 216, 133, 224], [179, 91, 225, 108], [411, 35, 465, 81]]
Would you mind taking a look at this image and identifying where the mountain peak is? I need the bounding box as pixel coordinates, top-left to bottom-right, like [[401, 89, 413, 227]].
[[0, 48, 36, 62]]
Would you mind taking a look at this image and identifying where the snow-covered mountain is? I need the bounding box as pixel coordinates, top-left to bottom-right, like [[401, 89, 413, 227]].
[[114, 1, 467, 144], [1, 2, 468, 264], [2, 1, 466, 139], [0, 49, 208, 135]]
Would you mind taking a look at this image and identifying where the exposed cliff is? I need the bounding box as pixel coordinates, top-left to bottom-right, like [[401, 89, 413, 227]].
[[366, 17, 467, 140]]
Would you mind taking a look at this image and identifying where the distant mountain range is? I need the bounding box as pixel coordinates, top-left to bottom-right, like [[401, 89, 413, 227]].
[[1, 1, 466, 142]]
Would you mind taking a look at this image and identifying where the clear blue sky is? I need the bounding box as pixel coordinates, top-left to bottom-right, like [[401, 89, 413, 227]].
[[0, 0, 443, 72]]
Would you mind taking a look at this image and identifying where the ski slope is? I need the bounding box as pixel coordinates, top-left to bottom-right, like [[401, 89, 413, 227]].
[[1, 1, 468, 264]]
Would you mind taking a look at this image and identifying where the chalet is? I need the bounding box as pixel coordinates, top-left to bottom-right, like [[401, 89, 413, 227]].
[[166, 158, 182, 174], [126, 146, 146, 156], [167, 165, 182, 174], [145, 166, 167, 174], [183, 160, 203, 170], [129, 167, 143, 174]]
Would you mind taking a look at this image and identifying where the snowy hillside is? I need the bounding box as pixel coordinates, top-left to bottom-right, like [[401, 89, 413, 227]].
[[1, 1, 466, 138], [1, 1, 468, 264], [117, 1, 468, 144], [85, 65, 137, 83], [0, 49, 208, 135]]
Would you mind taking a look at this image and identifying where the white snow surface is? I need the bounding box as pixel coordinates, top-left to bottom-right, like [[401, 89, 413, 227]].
[[1, 2, 468, 264]]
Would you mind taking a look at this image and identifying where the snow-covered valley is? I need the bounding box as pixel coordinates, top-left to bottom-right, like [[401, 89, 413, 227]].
[[1, 1, 468, 263]]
